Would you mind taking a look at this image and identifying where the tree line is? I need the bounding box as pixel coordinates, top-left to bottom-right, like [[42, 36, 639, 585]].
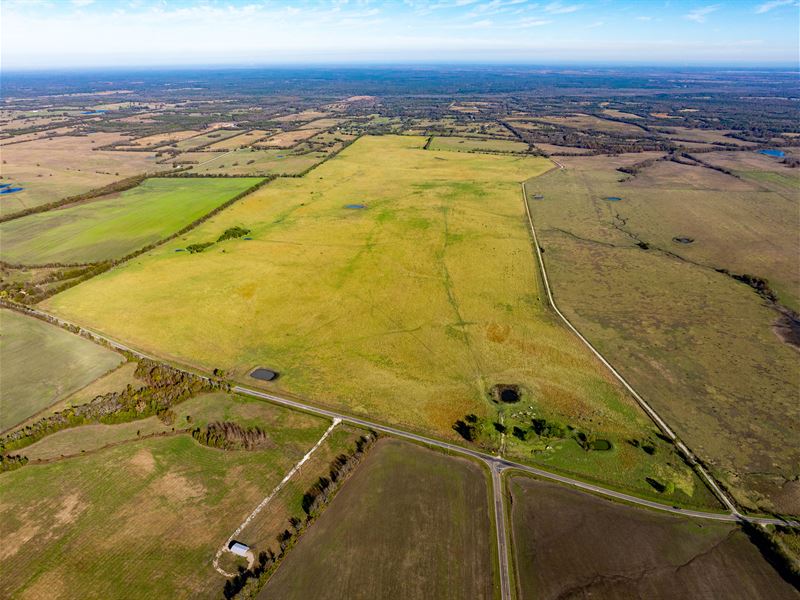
[[223, 432, 378, 599]]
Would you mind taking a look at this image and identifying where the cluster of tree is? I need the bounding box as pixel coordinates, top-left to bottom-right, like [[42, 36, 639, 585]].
[[192, 421, 273, 451], [627, 437, 657, 455], [224, 432, 378, 599], [453, 413, 479, 441], [617, 157, 661, 177], [1, 359, 227, 456], [301, 434, 376, 517], [0, 262, 110, 305], [218, 226, 251, 242], [783, 157, 800, 168], [716, 270, 779, 304], [0, 454, 28, 472], [186, 242, 214, 254]]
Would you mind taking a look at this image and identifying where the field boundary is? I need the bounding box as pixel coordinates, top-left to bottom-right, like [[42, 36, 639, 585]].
[[212, 417, 341, 577], [519, 178, 740, 516]]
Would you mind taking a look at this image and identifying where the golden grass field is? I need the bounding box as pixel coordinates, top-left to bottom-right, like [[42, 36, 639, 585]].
[[43, 136, 716, 504]]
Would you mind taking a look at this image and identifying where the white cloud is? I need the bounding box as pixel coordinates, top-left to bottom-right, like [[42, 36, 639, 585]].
[[544, 1, 582, 14], [684, 4, 719, 23], [636, 16, 652, 21], [586, 20, 604, 28], [755, 0, 794, 13], [71, 0, 95, 5]]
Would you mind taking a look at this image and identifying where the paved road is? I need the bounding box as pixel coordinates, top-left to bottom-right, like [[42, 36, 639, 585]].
[[491, 462, 513, 600]]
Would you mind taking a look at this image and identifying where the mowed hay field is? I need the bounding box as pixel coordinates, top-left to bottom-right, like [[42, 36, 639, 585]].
[[259, 438, 495, 600], [0, 393, 336, 600], [508, 476, 798, 600], [429, 136, 529, 153], [0, 177, 262, 264], [0, 133, 160, 216], [0, 309, 123, 432], [526, 156, 800, 515], [43, 136, 716, 504]]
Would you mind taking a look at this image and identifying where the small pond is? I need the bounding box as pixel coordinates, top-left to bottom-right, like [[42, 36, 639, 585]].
[[344, 204, 367, 209], [0, 186, 24, 195], [604, 196, 622, 202], [758, 149, 785, 158], [250, 367, 279, 381]]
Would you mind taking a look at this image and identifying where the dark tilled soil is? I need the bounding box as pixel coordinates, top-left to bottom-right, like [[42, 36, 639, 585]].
[[509, 476, 799, 600]]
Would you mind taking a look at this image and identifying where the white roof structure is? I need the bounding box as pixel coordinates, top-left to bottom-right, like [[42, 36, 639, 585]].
[[229, 542, 250, 557]]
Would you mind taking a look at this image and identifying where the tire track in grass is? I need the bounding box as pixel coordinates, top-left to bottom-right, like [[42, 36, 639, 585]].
[[212, 417, 341, 577]]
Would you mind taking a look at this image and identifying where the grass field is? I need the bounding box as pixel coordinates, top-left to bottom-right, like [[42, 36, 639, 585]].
[[204, 129, 273, 151], [529, 114, 645, 135], [525, 157, 800, 515], [256, 128, 323, 148], [428, 136, 529, 154], [0, 393, 337, 599], [259, 438, 495, 600], [0, 177, 261, 264], [168, 129, 243, 152], [43, 136, 718, 505], [0, 309, 123, 432], [0, 133, 160, 216], [508, 476, 797, 600], [186, 148, 326, 175]]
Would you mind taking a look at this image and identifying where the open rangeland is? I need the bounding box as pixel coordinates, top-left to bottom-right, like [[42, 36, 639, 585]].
[[523, 114, 646, 135], [204, 130, 273, 151], [428, 136, 530, 154], [0, 393, 339, 600], [0, 133, 160, 216], [168, 129, 243, 152], [259, 438, 495, 600], [0, 309, 123, 432], [186, 148, 326, 176], [256, 128, 323, 148], [525, 155, 800, 515], [43, 135, 718, 507], [0, 177, 262, 264], [508, 476, 798, 600]]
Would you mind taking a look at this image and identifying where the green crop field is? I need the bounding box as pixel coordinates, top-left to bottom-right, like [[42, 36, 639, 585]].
[[43, 136, 717, 506], [428, 136, 530, 154], [260, 438, 495, 600], [0, 393, 337, 599], [525, 153, 800, 515], [509, 476, 797, 600], [0, 309, 123, 432], [0, 177, 262, 265]]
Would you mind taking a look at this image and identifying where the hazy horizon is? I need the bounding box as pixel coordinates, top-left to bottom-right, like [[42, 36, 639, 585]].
[[2, 0, 799, 71]]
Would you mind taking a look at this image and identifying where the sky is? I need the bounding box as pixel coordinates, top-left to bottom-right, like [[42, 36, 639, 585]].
[[2, 0, 798, 70]]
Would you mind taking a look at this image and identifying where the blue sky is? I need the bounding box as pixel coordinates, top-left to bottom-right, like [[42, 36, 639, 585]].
[[2, 0, 798, 69]]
